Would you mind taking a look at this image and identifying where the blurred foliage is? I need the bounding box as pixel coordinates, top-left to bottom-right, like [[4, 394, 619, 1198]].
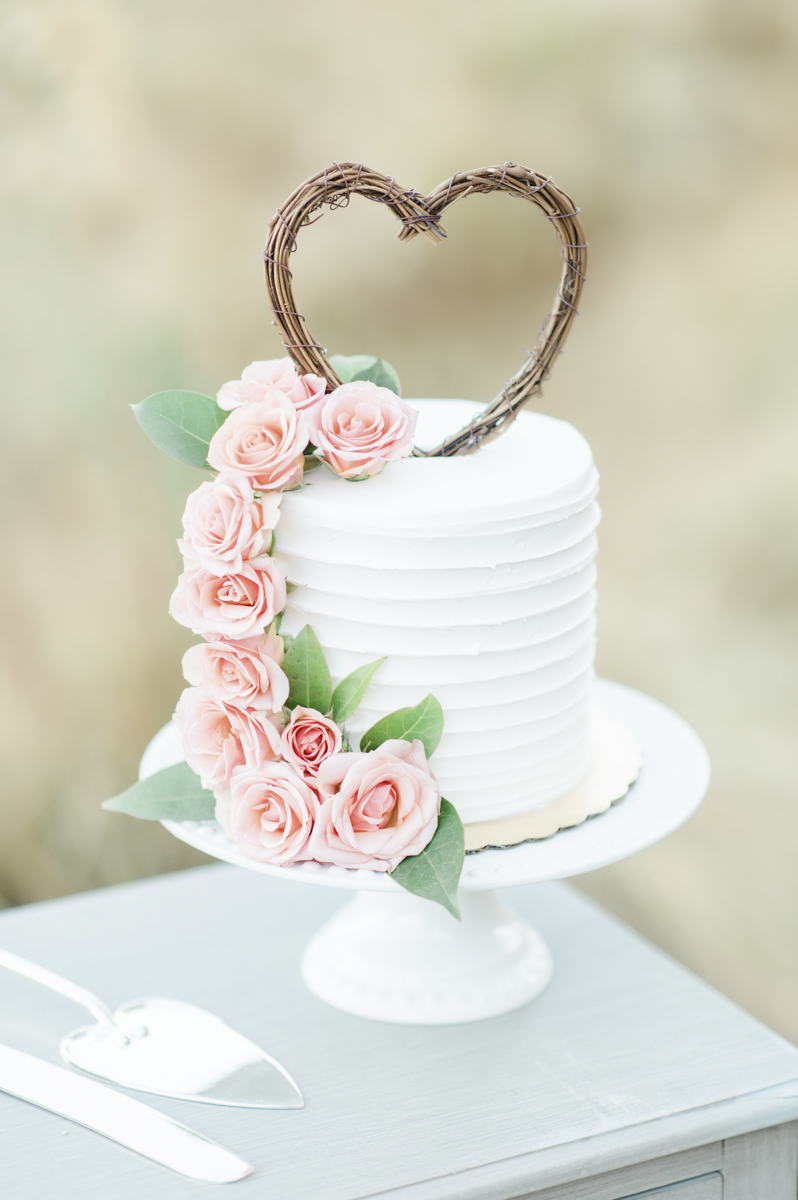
[[1, 0, 798, 1035]]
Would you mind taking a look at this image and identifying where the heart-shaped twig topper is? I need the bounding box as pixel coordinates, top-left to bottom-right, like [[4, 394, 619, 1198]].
[[264, 162, 586, 458]]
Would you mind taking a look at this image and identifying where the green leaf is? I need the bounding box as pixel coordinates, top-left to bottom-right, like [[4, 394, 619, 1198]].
[[328, 354, 401, 396], [359, 693, 443, 759], [331, 658, 385, 724], [389, 799, 464, 919], [102, 762, 215, 821], [282, 625, 332, 713], [132, 391, 228, 468], [303, 454, 323, 473]]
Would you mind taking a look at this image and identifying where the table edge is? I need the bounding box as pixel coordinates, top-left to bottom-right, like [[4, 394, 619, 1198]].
[[355, 1080, 798, 1200]]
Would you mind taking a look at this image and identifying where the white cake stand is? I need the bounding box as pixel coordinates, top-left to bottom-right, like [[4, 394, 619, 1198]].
[[142, 680, 709, 1025]]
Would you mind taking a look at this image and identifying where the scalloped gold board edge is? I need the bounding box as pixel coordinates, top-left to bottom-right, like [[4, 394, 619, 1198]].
[[463, 706, 644, 852]]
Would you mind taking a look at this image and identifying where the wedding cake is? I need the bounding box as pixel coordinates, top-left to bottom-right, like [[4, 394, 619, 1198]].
[[108, 162, 639, 914], [277, 399, 598, 824]]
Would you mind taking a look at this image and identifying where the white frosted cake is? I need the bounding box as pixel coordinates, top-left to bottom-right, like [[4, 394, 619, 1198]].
[[277, 399, 599, 824]]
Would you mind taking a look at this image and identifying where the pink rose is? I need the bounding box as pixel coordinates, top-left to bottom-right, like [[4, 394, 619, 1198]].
[[215, 378, 272, 410], [182, 636, 289, 713], [174, 688, 281, 790], [217, 359, 327, 416], [207, 391, 310, 491], [308, 738, 440, 871], [244, 359, 327, 415], [177, 474, 281, 575], [306, 381, 418, 480], [280, 707, 342, 780], [169, 557, 286, 639], [215, 762, 319, 865]]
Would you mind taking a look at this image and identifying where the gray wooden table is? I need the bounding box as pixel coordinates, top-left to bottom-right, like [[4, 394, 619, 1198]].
[[1, 864, 797, 1199]]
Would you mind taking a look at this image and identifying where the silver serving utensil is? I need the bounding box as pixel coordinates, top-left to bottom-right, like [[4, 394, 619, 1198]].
[[0, 1043, 252, 1182], [0, 947, 303, 1109]]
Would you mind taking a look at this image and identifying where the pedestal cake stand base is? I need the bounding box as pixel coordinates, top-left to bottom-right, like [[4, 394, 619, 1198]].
[[300, 888, 553, 1025], [146, 680, 710, 1025]]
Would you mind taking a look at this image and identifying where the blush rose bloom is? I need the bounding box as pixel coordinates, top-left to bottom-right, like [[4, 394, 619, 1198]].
[[182, 635, 289, 713], [280, 707, 342, 780], [308, 738, 440, 871], [174, 688, 282, 791], [177, 474, 281, 575], [215, 762, 320, 865], [217, 358, 327, 416], [306, 381, 418, 480], [169, 556, 286, 639], [207, 391, 310, 491]]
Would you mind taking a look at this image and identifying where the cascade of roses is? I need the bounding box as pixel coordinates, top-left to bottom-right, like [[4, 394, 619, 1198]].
[[168, 357, 437, 870]]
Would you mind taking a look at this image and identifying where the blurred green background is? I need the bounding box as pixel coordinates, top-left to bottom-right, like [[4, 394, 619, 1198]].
[[2, 0, 797, 1037]]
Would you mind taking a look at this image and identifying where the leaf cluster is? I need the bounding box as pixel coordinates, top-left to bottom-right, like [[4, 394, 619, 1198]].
[[104, 623, 462, 912]]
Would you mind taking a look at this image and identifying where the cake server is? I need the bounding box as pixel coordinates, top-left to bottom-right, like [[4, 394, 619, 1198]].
[[0, 1043, 252, 1182], [0, 946, 303, 1109]]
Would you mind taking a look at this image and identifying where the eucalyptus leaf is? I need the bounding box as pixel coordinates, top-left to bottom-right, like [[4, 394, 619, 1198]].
[[102, 762, 215, 821], [389, 799, 464, 919], [367, 359, 401, 395], [331, 658, 385, 724], [132, 391, 228, 468], [282, 625, 332, 713], [359, 693, 443, 759], [329, 354, 401, 396], [328, 353, 376, 382]]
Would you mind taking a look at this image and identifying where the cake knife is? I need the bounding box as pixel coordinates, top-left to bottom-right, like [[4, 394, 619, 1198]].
[[0, 946, 303, 1108], [0, 1043, 253, 1182]]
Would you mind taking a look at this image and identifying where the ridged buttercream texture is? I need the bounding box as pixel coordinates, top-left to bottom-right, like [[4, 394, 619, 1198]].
[[277, 400, 599, 823]]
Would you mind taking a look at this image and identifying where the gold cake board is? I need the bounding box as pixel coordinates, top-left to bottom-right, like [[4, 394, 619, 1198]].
[[463, 706, 644, 852]]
